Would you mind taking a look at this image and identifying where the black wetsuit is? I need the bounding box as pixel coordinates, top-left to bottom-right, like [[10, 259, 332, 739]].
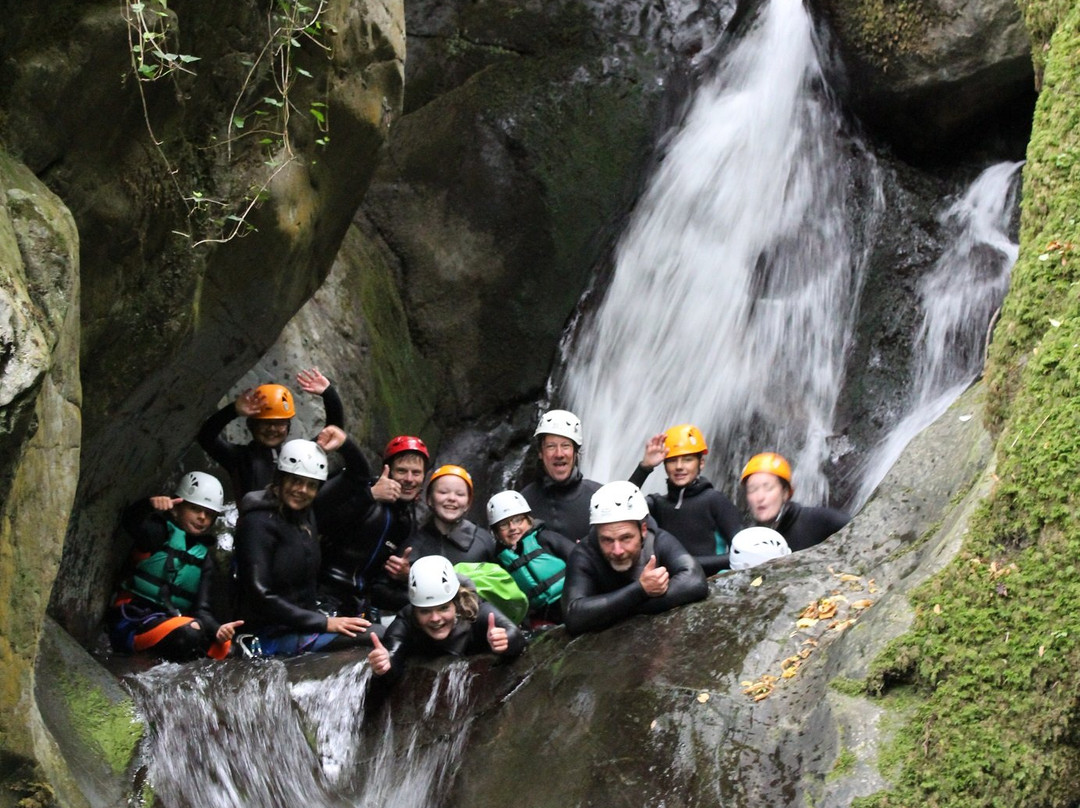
[[408, 518, 498, 566], [644, 476, 743, 575], [314, 437, 418, 617], [762, 501, 849, 552], [520, 467, 602, 543], [107, 501, 224, 660], [376, 600, 526, 684], [561, 526, 708, 636], [197, 385, 344, 497], [235, 489, 380, 654]]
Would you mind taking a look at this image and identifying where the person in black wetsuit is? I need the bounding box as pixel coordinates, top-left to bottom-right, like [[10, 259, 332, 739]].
[[408, 465, 498, 565], [486, 490, 576, 626], [628, 424, 743, 575], [367, 555, 526, 685], [234, 435, 380, 656], [561, 481, 707, 636], [315, 434, 430, 617], [197, 368, 344, 498], [740, 452, 850, 552], [107, 472, 244, 661], [520, 409, 602, 543]]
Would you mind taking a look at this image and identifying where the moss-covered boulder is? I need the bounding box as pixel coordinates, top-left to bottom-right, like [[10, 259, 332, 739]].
[[0, 153, 80, 765]]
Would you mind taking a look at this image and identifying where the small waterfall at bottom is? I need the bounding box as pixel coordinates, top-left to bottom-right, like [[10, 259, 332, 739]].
[[126, 658, 477, 808]]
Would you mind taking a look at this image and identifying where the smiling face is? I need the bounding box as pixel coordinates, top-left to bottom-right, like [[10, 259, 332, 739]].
[[414, 601, 457, 641], [279, 473, 320, 511], [428, 475, 472, 526], [173, 501, 218, 535], [493, 514, 533, 549], [250, 418, 291, 448], [389, 453, 426, 502], [540, 435, 577, 483], [664, 453, 704, 488], [744, 472, 791, 524], [596, 520, 646, 572]]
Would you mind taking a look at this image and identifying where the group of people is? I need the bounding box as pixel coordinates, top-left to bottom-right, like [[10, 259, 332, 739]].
[[106, 369, 850, 684]]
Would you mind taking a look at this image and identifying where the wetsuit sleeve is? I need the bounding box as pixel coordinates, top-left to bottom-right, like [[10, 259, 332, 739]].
[[120, 500, 169, 552], [561, 546, 650, 636], [197, 402, 243, 474], [322, 385, 345, 430], [192, 553, 223, 639], [538, 527, 578, 560], [695, 554, 730, 576], [473, 602, 526, 659], [628, 463, 654, 489], [645, 532, 708, 614], [711, 492, 744, 546], [378, 612, 415, 683], [236, 511, 329, 633], [337, 436, 375, 482]]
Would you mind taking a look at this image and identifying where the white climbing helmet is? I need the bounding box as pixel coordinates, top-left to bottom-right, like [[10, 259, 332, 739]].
[[175, 471, 225, 513], [276, 439, 329, 481], [486, 490, 532, 528], [729, 527, 792, 571], [409, 555, 460, 608], [589, 480, 649, 525], [534, 409, 583, 446]]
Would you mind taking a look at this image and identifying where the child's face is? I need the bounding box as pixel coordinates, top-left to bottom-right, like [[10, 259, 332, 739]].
[[429, 476, 471, 524], [414, 601, 457, 641], [664, 454, 703, 488], [173, 502, 218, 535], [493, 514, 531, 549], [251, 418, 291, 448]]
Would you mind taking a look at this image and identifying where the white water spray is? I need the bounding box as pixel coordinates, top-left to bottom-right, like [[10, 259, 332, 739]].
[[564, 0, 881, 504], [851, 160, 1023, 507], [127, 658, 477, 808]]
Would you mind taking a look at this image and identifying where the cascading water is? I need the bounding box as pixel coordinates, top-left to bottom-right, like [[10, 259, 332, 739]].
[[562, 0, 884, 505], [126, 658, 476, 807], [850, 160, 1023, 507]]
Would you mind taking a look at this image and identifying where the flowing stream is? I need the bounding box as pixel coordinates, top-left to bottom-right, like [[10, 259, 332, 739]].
[[126, 659, 476, 808]]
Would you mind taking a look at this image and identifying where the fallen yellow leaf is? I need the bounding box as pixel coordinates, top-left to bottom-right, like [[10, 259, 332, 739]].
[[697, 692, 710, 703], [796, 617, 820, 629], [751, 576, 763, 587]]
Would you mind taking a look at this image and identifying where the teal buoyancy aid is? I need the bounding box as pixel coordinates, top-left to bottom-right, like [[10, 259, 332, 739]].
[[127, 521, 209, 612], [496, 528, 566, 608]]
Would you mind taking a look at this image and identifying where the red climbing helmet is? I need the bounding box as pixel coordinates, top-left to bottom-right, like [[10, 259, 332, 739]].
[[383, 435, 431, 469]]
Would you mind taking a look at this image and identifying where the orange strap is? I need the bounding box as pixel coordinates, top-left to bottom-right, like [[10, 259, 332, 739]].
[[206, 640, 231, 660], [133, 616, 195, 651]]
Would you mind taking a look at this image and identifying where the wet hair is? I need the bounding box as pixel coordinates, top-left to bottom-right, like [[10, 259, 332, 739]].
[[454, 588, 480, 623]]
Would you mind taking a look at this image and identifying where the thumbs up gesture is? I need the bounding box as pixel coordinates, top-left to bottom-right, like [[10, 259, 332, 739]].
[[368, 633, 391, 676], [639, 554, 670, 597], [384, 546, 412, 581], [371, 465, 402, 503], [486, 611, 509, 654]]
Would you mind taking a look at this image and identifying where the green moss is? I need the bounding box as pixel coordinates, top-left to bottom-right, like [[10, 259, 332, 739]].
[[59, 669, 143, 775], [829, 746, 858, 780], [854, 4, 1080, 804], [824, 0, 948, 68], [830, 676, 869, 697]]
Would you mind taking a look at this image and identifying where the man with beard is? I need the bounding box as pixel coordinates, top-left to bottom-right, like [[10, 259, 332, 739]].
[[561, 481, 707, 635]]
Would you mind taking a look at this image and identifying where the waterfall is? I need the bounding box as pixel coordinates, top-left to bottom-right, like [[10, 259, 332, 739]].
[[127, 658, 476, 807], [850, 160, 1023, 507], [563, 0, 883, 505]]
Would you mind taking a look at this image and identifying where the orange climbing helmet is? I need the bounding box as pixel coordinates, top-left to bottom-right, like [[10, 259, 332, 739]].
[[251, 384, 296, 420], [740, 452, 792, 486], [663, 424, 709, 459], [428, 464, 474, 497]]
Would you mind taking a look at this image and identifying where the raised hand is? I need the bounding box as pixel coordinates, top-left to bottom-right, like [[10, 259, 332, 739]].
[[487, 611, 510, 653], [639, 554, 670, 597], [316, 425, 346, 452], [368, 633, 391, 675], [296, 367, 330, 395], [371, 465, 401, 503], [384, 546, 412, 581], [641, 433, 669, 469], [236, 387, 266, 417], [150, 496, 181, 511]]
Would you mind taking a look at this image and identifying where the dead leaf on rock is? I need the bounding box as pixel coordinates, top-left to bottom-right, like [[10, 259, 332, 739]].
[[697, 692, 710, 703], [751, 576, 763, 587]]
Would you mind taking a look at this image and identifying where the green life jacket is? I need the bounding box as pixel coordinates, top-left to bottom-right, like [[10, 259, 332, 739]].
[[127, 521, 208, 612], [496, 528, 566, 608]]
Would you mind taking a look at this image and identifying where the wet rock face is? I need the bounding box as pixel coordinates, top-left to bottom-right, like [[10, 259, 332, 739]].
[[813, 0, 1035, 156], [0, 154, 81, 761], [0, 0, 405, 643]]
